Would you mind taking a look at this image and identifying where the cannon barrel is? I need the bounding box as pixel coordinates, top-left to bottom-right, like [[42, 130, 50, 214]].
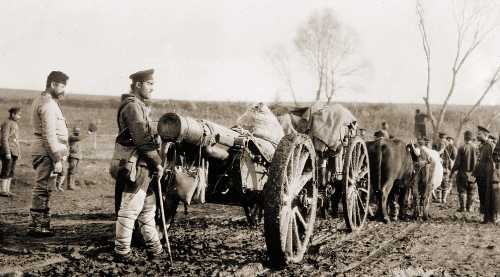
[[157, 112, 241, 148]]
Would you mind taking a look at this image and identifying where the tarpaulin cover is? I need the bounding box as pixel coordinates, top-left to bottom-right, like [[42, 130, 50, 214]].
[[301, 103, 357, 151]]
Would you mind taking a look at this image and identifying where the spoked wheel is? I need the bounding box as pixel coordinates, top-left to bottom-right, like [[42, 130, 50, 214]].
[[342, 136, 371, 232], [264, 133, 317, 267]]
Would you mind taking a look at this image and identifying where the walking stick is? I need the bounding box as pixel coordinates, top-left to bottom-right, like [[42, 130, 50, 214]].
[[157, 174, 173, 265]]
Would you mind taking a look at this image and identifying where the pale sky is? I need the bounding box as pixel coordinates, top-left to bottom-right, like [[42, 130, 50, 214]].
[[0, 0, 499, 105]]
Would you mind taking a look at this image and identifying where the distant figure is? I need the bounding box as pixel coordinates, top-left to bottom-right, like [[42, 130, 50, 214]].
[[29, 71, 69, 237], [433, 132, 454, 203], [488, 134, 497, 146], [66, 127, 91, 190], [451, 131, 477, 213], [414, 109, 428, 138], [491, 132, 500, 224], [0, 107, 22, 197], [473, 125, 495, 223], [381, 121, 391, 139], [358, 128, 367, 139]]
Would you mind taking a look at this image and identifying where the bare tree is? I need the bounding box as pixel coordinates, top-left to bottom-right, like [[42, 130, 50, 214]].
[[294, 8, 367, 103], [416, 0, 500, 140]]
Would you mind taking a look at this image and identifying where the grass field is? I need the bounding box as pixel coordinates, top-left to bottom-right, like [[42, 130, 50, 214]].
[[0, 87, 498, 160]]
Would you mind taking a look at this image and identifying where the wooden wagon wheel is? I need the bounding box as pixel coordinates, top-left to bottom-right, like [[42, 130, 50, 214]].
[[240, 151, 266, 226], [263, 133, 317, 267], [342, 136, 371, 232]]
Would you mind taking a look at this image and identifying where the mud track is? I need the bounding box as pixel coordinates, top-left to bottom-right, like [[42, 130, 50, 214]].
[[1, 159, 500, 276]]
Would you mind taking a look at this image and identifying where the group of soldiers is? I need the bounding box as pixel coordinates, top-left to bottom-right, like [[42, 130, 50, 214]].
[[1, 69, 498, 267], [414, 110, 500, 224], [0, 70, 166, 264]]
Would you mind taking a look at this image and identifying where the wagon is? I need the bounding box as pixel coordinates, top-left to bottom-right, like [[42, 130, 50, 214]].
[[155, 103, 371, 267], [263, 103, 371, 266], [156, 111, 275, 228]]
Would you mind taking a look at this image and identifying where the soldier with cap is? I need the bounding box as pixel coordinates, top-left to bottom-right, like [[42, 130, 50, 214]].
[[473, 125, 495, 222], [66, 126, 91, 190], [490, 133, 500, 224], [451, 130, 477, 212], [113, 69, 165, 263], [28, 71, 69, 236], [414, 109, 428, 139], [488, 134, 497, 146], [0, 107, 22, 197], [433, 132, 454, 203]]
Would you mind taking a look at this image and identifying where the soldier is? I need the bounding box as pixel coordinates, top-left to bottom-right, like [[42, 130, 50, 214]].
[[29, 71, 69, 236], [473, 125, 495, 222], [114, 69, 164, 263], [66, 127, 90, 190], [433, 132, 454, 203], [414, 109, 428, 139], [451, 131, 477, 212], [358, 128, 367, 139], [488, 134, 497, 146], [491, 133, 500, 224], [0, 107, 22, 197], [381, 121, 390, 139]]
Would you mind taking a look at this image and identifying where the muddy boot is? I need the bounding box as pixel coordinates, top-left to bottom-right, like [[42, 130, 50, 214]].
[[66, 174, 78, 191], [28, 209, 54, 237], [457, 193, 466, 212], [5, 178, 15, 197], [0, 179, 9, 197], [114, 252, 140, 264]]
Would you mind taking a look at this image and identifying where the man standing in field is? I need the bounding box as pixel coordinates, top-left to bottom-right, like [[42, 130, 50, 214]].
[[66, 127, 90, 190], [433, 132, 454, 203], [114, 69, 164, 263], [473, 125, 495, 222], [28, 71, 69, 237], [0, 107, 22, 197], [451, 131, 477, 213], [414, 109, 428, 139]]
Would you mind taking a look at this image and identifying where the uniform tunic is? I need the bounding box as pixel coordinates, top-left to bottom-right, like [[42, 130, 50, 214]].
[[452, 142, 477, 194], [30, 92, 69, 212], [0, 118, 20, 178], [114, 93, 162, 256], [473, 140, 495, 217]]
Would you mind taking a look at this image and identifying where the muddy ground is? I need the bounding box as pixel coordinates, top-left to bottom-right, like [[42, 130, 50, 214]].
[[1, 158, 499, 276]]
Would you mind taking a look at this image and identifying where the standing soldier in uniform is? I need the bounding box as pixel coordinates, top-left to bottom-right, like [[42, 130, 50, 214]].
[[414, 109, 428, 139], [29, 71, 69, 236], [491, 133, 500, 224], [473, 125, 495, 222], [113, 69, 164, 263], [66, 127, 91, 190], [433, 132, 454, 203], [451, 130, 477, 213], [0, 107, 22, 197]]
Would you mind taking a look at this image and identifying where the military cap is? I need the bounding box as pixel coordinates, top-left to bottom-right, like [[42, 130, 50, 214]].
[[464, 130, 473, 139], [477, 125, 490, 134], [129, 69, 154, 82], [47, 71, 69, 85], [446, 136, 453, 140], [438, 132, 447, 138], [73, 127, 81, 134], [8, 107, 20, 114], [488, 134, 496, 140]]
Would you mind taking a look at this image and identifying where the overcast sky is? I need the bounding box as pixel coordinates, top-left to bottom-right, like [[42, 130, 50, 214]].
[[0, 0, 499, 105]]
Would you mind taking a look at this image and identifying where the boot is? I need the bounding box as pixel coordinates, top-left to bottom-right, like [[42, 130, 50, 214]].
[[442, 189, 450, 204], [466, 192, 474, 213], [27, 209, 54, 237], [457, 193, 466, 212], [5, 178, 15, 197], [0, 179, 9, 197], [66, 174, 78, 190]]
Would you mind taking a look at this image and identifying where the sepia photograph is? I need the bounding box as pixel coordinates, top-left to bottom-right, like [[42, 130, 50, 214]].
[[0, 0, 499, 276]]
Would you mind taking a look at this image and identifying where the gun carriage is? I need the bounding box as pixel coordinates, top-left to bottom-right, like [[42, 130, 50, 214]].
[[156, 103, 371, 267]]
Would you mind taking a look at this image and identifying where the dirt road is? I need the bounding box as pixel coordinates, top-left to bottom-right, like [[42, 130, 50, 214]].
[[1, 159, 499, 276]]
